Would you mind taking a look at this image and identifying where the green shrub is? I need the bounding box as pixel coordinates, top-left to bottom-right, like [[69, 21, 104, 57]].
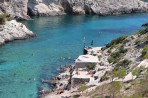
[[106, 36, 127, 48], [118, 47, 128, 54], [79, 84, 87, 92], [100, 73, 110, 82], [132, 68, 141, 76], [108, 47, 128, 64], [112, 67, 126, 78], [123, 39, 129, 44], [141, 44, 148, 59], [0, 13, 6, 25], [108, 57, 119, 64], [111, 51, 122, 58], [72, 94, 81, 98], [86, 63, 96, 70], [107, 49, 111, 53], [110, 81, 122, 93], [136, 28, 148, 35], [116, 59, 131, 68], [98, 55, 102, 61], [135, 40, 141, 45]]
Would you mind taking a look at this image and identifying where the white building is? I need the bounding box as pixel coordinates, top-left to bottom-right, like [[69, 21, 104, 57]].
[[75, 55, 99, 68]]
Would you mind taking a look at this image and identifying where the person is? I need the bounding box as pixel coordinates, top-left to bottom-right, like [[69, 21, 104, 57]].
[[83, 37, 86, 47], [91, 40, 93, 46]]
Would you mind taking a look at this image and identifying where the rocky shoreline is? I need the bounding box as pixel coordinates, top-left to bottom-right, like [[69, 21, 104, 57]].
[[39, 28, 148, 98], [0, 20, 35, 45]]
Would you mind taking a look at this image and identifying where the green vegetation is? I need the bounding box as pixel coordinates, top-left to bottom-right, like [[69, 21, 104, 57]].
[[108, 57, 119, 64], [111, 51, 122, 58], [110, 81, 122, 93], [72, 94, 81, 98], [0, 13, 11, 25], [141, 44, 148, 59], [123, 39, 129, 44], [98, 55, 102, 61], [116, 59, 131, 68], [108, 47, 128, 64], [100, 72, 110, 82], [79, 84, 87, 92], [0, 13, 6, 25], [86, 63, 96, 70], [107, 49, 111, 53], [112, 67, 126, 78], [134, 40, 141, 45], [101, 68, 126, 81], [132, 68, 140, 76], [119, 47, 128, 53], [123, 74, 148, 98], [132, 66, 144, 76], [136, 28, 148, 35], [109, 81, 122, 98], [106, 36, 127, 48]]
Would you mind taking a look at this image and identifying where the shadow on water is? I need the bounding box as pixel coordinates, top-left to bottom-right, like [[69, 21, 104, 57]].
[[0, 59, 6, 65]]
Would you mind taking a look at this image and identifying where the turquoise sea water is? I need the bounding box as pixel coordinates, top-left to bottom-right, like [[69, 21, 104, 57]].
[[0, 14, 148, 98]]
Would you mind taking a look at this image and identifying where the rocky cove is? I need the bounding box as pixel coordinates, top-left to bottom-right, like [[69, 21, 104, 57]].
[[0, 0, 148, 98]]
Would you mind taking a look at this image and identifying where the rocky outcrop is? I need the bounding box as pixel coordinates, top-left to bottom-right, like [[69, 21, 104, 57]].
[[0, 0, 148, 19], [28, 0, 148, 16], [0, 0, 31, 20], [0, 20, 35, 45]]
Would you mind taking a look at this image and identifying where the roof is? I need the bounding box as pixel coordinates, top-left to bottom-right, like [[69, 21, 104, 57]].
[[75, 55, 99, 63], [72, 70, 92, 79]]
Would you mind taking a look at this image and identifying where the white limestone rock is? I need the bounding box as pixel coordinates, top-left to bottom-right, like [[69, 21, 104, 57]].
[[0, 20, 35, 45], [123, 72, 137, 82], [0, 0, 31, 20], [28, 0, 148, 16]]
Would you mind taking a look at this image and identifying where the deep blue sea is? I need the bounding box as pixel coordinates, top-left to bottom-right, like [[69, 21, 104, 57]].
[[0, 14, 148, 98]]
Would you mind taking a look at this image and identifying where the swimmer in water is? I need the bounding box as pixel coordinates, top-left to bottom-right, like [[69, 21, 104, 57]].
[[32, 53, 34, 56]]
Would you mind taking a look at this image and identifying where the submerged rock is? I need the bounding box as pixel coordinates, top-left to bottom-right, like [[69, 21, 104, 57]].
[[0, 20, 35, 45]]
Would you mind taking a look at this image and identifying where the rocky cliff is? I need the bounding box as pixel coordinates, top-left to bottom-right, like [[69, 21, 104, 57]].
[[28, 0, 148, 16], [0, 0, 148, 19], [0, 0, 30, 20]]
